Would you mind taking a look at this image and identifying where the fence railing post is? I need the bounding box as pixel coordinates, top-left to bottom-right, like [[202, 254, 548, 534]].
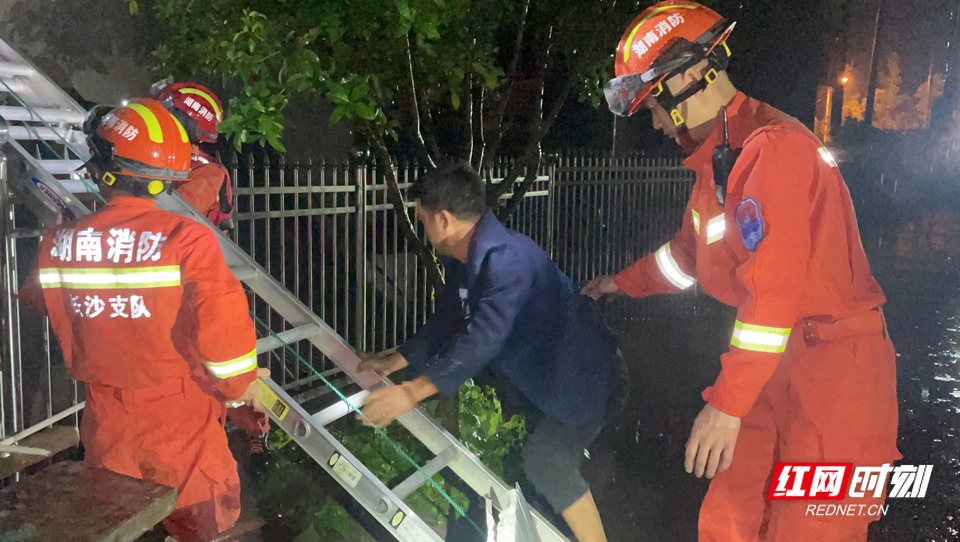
[[546, 154, 557, 260], [354, 162, 368, 353], [0, 149, 9, 440], [0, 149, 23, 440]]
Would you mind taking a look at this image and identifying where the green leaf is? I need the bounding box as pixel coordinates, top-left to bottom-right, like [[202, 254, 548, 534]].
[[450, 91, 460, 110], [396, 0, 412, 20], [327, 82, 349, 104], [354, 102, 377, 121], [349, 82, 369, 102], [128, 0, 138, 15], [329, 105, 350, 125]]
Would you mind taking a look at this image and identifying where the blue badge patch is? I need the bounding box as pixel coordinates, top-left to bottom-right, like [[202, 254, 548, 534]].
[[734, 197, 764, 251]]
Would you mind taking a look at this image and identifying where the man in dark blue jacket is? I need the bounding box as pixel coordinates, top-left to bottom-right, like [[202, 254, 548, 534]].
[[360, 161, 626, 542]]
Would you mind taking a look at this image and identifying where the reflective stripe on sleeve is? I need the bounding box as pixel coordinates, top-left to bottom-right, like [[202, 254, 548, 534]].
[[205, 348, 258, 379], [730, 320, 791, 353], [706, 215, 726, 244], [654, 243, 695, 290]]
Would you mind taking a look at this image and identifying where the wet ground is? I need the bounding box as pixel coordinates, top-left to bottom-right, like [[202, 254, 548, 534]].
[[586, 263, 960, 542], [210, 253, 960, 542]]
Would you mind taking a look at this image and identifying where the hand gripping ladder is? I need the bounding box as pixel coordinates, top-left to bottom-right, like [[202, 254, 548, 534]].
[[0, 35, 568, 542]]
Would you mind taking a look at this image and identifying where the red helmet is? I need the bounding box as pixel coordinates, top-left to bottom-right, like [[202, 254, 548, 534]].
[[150, 80, 224, 144], [83, 98, 192, 182], [604, 2, 735, 122]]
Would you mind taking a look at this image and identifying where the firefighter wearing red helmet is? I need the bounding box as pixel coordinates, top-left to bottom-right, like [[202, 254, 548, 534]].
[[153, 80, 269, 458], [583, 2, 899, 540], [20, 98, 265, 542], [152, 80, 235, 230]]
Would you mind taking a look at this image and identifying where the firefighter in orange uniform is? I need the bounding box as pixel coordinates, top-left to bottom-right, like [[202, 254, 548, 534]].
[[582, 3, 899, 540], [21, 98, 263, 541], [151, 80, 235, 231], [150, 79, 271, 447]]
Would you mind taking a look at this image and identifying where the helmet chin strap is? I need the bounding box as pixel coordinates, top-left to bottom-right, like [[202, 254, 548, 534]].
[[657, 67, 719, 127], [653, 39, 731, 127]]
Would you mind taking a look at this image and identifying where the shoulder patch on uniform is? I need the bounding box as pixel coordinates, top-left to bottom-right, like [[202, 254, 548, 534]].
[[734, 197, 764, 252]]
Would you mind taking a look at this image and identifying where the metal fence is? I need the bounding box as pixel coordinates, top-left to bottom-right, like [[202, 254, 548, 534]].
[[1, 149, 695, 453], [552, 152, 695, 282], [225, 153, 557, 357]]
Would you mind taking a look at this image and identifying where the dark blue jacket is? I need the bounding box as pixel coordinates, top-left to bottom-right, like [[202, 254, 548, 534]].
[[398, 211, 623, 426]]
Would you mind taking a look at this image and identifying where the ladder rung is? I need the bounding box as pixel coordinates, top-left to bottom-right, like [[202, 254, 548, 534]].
[[391, 446, 460, 500], [0, 79, 29, 95], [0, 60, 32, 78], [255, 323, 321, 354], [230, 265, 258, 282], [8, 125, 78, 142], [282, 366, 350, 390], [38, 159, 85, 175], [291, 374, 351, 405], [0, 105, 84, 124], [59, 178, 98, 193], [281, 367, 345, 391], [311, 389, 370, 426]]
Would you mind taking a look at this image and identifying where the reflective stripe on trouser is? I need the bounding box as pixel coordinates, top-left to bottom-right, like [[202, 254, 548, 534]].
[[205, 348, 257, 379], [731, 320, 791, 353], [38, 266, 181, 289], [655, 242, 695, 290], [699, 324, 899, 542]]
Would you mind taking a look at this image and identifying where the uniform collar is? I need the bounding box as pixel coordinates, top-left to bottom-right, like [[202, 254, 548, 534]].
[[682, 91, 749, 171], [105, 196, 158, 209], [192, 150, 214, 165], [465, 210, 505, 279]]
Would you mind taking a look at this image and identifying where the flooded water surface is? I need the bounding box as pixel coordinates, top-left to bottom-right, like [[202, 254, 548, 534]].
[[221, 269, 960, 542], [587, 264, 960, 542]]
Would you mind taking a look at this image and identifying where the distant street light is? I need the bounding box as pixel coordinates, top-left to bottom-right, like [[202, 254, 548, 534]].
[[840, 76, 850, 85]]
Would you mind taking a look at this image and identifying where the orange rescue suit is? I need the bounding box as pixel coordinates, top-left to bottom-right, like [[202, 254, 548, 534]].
[[29, 196, 257, 541], [177, 151, 231, 227], [614, 93, 900, 541]]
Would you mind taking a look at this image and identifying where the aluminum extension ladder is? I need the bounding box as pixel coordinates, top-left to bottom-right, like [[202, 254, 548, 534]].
[[0, 36, 568, 542]]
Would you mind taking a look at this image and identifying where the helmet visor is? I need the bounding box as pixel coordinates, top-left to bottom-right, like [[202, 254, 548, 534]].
[[604, 72, 648, 117], [604, 55, 693, 117]]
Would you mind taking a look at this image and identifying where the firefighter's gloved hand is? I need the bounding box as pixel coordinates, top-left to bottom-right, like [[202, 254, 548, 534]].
[[685, 403, 741, 479], [232, 368, 271, 414], [358, 351, 409, 377], [227, 405, 270, 436], [581, 275, 622, 301]]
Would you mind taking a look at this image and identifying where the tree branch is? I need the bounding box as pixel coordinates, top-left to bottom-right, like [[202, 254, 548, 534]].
[[371, 75, 403, 126], [422, 109, 443, 161], [473, 86, 487, 171], [465, 74, 474, 164], [405, 33, 436, 168], [486, 20, 567, 206], [368, 129, 445, 290], [487, 77, 570, 208], [483, 0, 531, 169], [495, 151, 543, 221]]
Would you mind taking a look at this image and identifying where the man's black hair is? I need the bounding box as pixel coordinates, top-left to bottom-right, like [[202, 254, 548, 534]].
[[409, 160, 488, 219]]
